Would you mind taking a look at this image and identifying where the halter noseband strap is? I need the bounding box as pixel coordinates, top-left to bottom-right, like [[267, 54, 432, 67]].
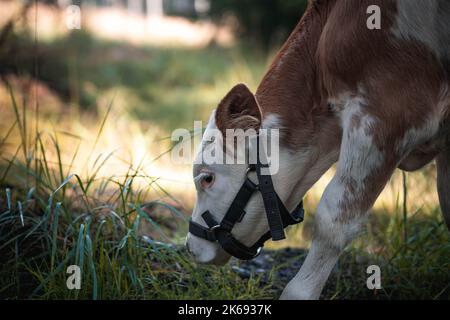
[[188, 135, 304, 260]]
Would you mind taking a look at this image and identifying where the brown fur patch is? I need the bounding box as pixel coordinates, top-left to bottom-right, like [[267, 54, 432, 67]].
[[318, 0, 446, 153], [256, 0, 341, 153]]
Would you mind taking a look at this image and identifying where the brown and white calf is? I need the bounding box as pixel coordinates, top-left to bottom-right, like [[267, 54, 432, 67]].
[[186, 0, 450, 299]]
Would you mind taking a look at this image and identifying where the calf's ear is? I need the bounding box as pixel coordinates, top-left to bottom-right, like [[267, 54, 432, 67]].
[[215, 83, 262, 135]]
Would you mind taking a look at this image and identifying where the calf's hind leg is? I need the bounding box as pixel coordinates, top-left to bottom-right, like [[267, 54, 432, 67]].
[[280, 102, 401, 300]]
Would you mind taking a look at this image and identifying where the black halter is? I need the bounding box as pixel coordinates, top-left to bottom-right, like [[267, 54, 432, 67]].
[[189, 135, 304, 260]]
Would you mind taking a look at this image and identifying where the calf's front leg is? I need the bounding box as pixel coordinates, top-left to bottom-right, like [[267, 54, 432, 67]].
[[280, 103, 400, 300]]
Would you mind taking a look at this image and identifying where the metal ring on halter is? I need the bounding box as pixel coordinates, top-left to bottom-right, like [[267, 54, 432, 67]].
[[210, 225, 222, 232]]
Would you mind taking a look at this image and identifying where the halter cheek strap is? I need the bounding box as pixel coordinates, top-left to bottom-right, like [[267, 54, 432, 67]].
[[188, 135, 305, 260]]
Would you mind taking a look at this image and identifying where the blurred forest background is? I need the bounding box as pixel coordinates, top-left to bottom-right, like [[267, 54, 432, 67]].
[[0, 0, 448, 300]]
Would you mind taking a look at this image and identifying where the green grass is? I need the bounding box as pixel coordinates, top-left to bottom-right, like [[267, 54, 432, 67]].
[[323, 208, 450, 299], [0, 186, 271, 299]]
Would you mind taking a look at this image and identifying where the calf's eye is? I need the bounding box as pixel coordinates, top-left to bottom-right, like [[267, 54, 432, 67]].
[[201, 174, 215, 189]]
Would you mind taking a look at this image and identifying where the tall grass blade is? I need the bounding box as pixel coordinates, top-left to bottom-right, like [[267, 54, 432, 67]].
[[50, 202, 61, 272]]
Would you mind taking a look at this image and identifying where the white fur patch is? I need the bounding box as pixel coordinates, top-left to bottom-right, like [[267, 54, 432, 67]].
[[338, 95, 384, 197], [395, 117, 441, 155], [395, 86, 447, 155], [262, 113, 283, 130]]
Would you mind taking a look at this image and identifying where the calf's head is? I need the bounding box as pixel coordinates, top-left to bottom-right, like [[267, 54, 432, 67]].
[[185, 83, 338, 264]]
